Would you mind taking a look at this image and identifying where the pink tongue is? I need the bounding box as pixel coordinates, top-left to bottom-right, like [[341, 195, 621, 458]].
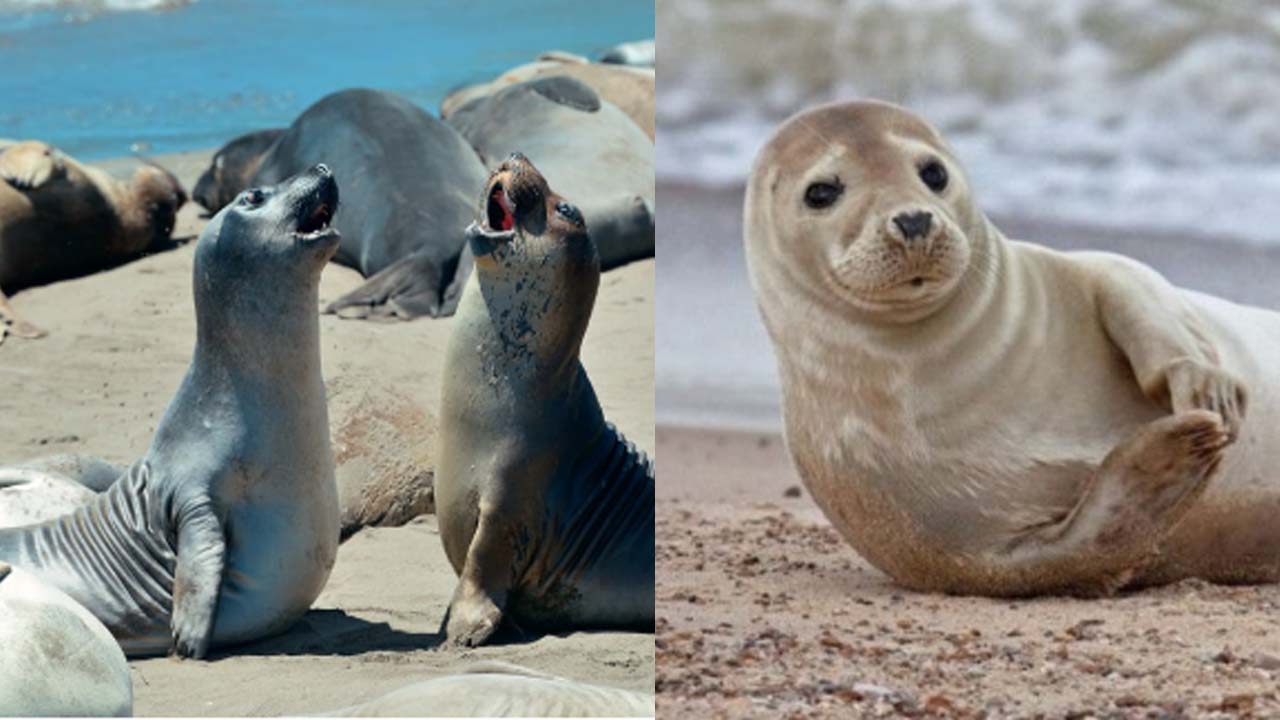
[[492, 188, 513, 230]]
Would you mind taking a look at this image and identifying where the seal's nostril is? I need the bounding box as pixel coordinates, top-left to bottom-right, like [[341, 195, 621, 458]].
[[893, 211, 933, 241]]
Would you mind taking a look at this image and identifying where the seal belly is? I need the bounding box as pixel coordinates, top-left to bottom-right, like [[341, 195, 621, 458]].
[[511, 423, 655, 629]]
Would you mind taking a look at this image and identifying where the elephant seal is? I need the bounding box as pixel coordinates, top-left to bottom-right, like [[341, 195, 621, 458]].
[[441, 54, 655, 139], [599, 39, 655, 67], [448, 76, 654, 273], [436, 154, 654, 646], [745, 99, 1278, 597], [0, 165, 341, 656], [191, 128, 285, 213], [0, 454, 125, 527], [0, 141, 186, 343], [193, 89, 487, 319], [325, 662, 654, 717], [0, 562, 132, 717]]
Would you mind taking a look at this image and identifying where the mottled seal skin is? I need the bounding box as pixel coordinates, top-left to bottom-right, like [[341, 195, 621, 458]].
[[191, 128, 285, 213], [745, 99, 1280, 597], [0, 562, 132, 717], [436, 154, 654, 647], [193, 89, 488, 319], [323, 662, 654, 717], [0, 166, 341, 657], [447, 76, 654, 273], [0, 140, 186, 343], [441, 53, 655, 139]]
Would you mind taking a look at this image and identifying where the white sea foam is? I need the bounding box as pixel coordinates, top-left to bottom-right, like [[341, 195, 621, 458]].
[[0, 0, 190, 16], [659, 0, 1280, 244]]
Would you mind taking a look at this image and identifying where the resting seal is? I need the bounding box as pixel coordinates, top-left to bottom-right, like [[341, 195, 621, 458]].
[[324, 662, 654, 717], [191, 128, 285, 213], [0, 562, 132, 716], [436, 154, 654, 646], [746, 100, 1278, 596], [447, 76, 654, 273], [0, 141, 186, 343], [193, 89, 487, 319], [0, 166, 341, 655]]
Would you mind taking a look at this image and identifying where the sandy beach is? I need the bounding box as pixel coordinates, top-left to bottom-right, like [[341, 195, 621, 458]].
[[657, 182, 1280, 718], [0, 150, 655, 716]]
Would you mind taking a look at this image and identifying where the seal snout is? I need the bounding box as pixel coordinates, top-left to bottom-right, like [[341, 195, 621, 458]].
[[293, 166, 339, 240]]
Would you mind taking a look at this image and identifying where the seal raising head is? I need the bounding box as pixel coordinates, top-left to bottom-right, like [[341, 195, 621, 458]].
[[437, 153, 654, 647]]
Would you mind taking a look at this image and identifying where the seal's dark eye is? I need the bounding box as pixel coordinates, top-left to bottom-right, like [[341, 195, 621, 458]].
[[556, 201, 584, 228], [241, 188, 266, 207], [804, 181, 842, 209], [919, 161, 948, 193]]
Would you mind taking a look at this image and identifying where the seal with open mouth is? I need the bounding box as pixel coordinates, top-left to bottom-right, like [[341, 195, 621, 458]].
[[435, 153, 654, 647], [0, 165, 341, 657], [746, 100, 1280, 596]]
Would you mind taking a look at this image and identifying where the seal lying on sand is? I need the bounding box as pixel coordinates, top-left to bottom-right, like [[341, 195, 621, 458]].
[[0, 166, 341, 656], [324, 662, 654, 717], [0, 562, 132, 717], [746, 99, 1279, 596], [192, 89, 487, 319], [0, 141, 186, 343], [448, 76, 654, 273], [191, 128, 285, 213], [436, 154, 654, 646], [441, 53, 655, 139]]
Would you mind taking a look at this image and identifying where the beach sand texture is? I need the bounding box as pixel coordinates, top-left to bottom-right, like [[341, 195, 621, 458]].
[[0, 150, 655, 716]]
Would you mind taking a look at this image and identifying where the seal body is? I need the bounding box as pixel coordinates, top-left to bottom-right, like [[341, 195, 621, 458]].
[[0, 141, 186, 341], [746, 100, 1278, 596], [435, 154, 654, 646], [0, 167, 341, 656], [0, 562, 132, 717], [447, 76, 654, 272], [194, 89, 488, 318], [191, 128, 285, 212], [324, 662, 655, 717]]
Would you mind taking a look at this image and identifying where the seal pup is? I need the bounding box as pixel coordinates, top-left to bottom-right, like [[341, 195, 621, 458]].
[[0, 165, 341, 656], [192, 89, 488, 319], [0, 140, 186, 343], [448, 76, 654, 273], [436, 154, 654, 646], [324, 662, 654, 717], [0, 561, 133, 716], [745, 99, 1279, 596]]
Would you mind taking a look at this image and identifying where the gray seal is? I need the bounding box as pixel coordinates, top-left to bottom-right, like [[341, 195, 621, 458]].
[[435, 154, 654, 647], [192, 89, 488, 319], [0, 166, 341, 657], [0, 561, 132, 716], [447, 76, 654, 273]]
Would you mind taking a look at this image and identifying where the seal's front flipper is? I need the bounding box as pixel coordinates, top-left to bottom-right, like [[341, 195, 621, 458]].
[[170, 494, 226, 659], [0, 141, 66, 191], [995, 410, 1230, 596], [324, 249, 462, 320], [587, 195, 654, 271], [0, 290, 46, 346], [442, 512, 512, 648]]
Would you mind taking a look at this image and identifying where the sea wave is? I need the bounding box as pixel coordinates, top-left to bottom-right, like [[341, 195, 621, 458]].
[[658, 0, 1280, 244]]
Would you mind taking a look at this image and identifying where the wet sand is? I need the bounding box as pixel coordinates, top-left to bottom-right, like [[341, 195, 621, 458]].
[[0, 151, 655, 716]]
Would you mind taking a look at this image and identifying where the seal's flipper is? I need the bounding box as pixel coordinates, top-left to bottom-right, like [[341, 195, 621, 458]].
[[442, 513, 513, 648], [0, 290, 46, 345], [170, 494, 226, 659], [588, 194, 654, 270], [325, 249, 460, 320], [0, 141, 65, 191], [992, 410, 1230, 596]]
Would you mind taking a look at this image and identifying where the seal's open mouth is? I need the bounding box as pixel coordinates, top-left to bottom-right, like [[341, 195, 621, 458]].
[[296, 201, 333, 238], [487, 183, 515, 232], [293, 166, 339, 242]]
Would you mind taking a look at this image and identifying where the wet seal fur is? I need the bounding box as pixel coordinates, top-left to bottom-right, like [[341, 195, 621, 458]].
[[0, 140, 186, 343], [436, 154, 654, 646], [746, 100, 1280, 596], [0, 166, 341, 656], [0, 561, 132, 716], [192, 89, 487, 319]]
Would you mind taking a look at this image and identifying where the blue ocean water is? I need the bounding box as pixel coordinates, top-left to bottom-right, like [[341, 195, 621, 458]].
[[0, 0, 653, 159]]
